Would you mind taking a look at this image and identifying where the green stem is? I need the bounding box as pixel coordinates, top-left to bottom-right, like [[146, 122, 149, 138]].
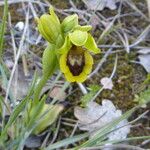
[[33, 44, 58, 103], [33, 75, 49, 103]]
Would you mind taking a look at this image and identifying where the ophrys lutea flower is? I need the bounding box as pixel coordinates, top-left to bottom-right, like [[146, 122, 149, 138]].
[[59, 29, 100, 82], [37, 7, 100, 83]]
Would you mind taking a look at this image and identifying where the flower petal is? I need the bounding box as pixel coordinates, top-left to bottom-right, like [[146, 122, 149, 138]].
[[84, 34, 100, 54], [83, 64, 93, 74], [59, 53, 69, 73], [75, 72, 87, 83], [58, 36, 71, 54], [84, 51, 94, 65], [49, 7, 60, 25], [65, 72, 76, 82], [74, 25, 92, 32], [69, 30, 88, 46]]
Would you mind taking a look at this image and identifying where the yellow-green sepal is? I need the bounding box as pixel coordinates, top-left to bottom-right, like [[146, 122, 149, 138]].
[[55, 34, 64, 49], [37, 7, 62, 44], [37, 17, 53, 43], [74, 25, 92, 31], [61, 14, 78, 33], [40, 14, 60, 42], [57, 36, 71, 54], [69, 30, 88, 46], [84, 34, 100, 54], [49, 7, 60, 25]]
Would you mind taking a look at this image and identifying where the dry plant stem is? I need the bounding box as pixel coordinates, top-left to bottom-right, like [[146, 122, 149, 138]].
[[29, 1, 37, 18], [97, 14, 119, 44], [99, 45, 149, 50], [64, 121, 79, 149], [0, 0, 28, 6], [50, 117, 61, 144], [147, 0, 150, 18], [3, 8, 29, 123], [41, 131, 52, 148], [61, 122, 75, 127], [129, 24, 150, 49], [77, 83, 88, 94], [7, 13, 17, 107], [29, 1, 42, 44], [81, 144, 145, 150], [69, 0, 88, 23], [22, 54, 29, 76], [126, 0, 150, 21], [140, 139, 150, 147], [61, 118, 77, 123]]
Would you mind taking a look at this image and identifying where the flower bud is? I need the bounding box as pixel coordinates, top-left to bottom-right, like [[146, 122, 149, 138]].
[[61, 14, 78, 33], [37, 7, 61, 44]]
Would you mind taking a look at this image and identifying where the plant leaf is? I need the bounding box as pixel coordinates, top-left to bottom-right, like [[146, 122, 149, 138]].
[[0, 0, 8, 59], [42, 44, 58, 78]]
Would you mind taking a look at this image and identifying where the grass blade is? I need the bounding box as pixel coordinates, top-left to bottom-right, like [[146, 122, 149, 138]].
[[0, 0, 8, 59]]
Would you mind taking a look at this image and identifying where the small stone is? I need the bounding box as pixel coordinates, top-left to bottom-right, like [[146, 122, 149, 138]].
[[15, 21, 24, 31]]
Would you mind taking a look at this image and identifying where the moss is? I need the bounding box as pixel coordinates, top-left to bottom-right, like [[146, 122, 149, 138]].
[[67, 50, 146, 112]]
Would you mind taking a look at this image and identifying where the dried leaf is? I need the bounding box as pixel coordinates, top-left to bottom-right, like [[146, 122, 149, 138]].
[[138, 54, 150, 73], [138, 48, 150, 54], [49, 86, 66, 101], [74, 100, 130, 140], [83, 0, 118, 11], [1, 64, 30, 100], [100, 77, 113, 90]]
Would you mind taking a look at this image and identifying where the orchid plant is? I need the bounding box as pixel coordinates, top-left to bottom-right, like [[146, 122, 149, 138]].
[[36, 7, 100, 86], [27, 7, 100, 134]]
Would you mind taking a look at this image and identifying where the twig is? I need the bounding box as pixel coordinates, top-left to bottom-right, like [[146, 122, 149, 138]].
[[125, 0, 150, 21], [22, 54, 29, 76], [4, 6, 29, 115], [147, 0, 150, 18], [50, 117, 61, 144], [77, 83, 88, 94], [81, 144, 145, 150], [90, 54, 118, 102]]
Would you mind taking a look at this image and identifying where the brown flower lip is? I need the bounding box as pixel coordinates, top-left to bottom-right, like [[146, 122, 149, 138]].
[[66, 46, 85, 76]]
